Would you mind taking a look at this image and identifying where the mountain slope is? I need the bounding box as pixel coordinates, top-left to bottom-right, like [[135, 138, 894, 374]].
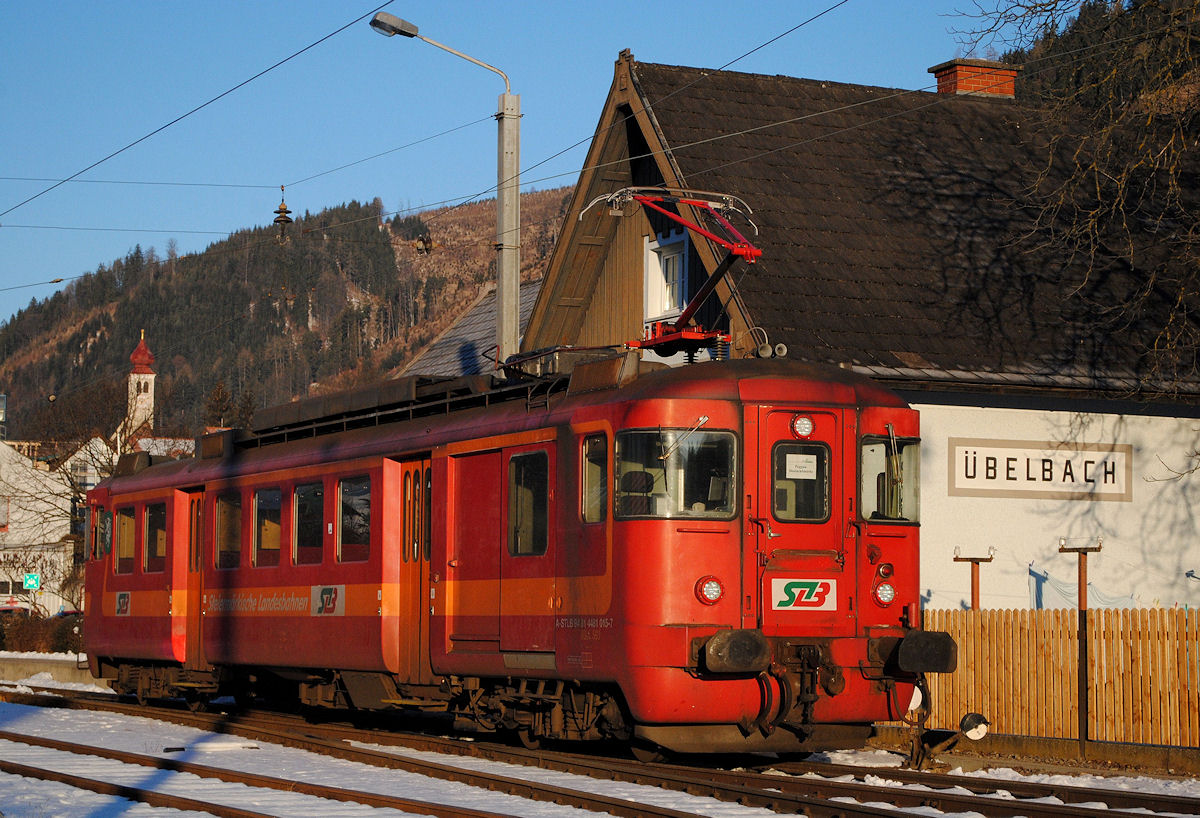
[[0, 187, 571, 439]]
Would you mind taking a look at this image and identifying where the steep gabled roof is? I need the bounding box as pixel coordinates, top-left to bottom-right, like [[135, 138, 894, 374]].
[[526, 52, 1196, 399], [401, 280, 542, 377]]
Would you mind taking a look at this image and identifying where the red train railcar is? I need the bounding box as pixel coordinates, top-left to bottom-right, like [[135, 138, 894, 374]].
[[84, 356, 954, 754]]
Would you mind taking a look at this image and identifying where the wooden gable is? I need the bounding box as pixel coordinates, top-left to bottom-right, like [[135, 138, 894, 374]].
[[523, 51, 751, 356]]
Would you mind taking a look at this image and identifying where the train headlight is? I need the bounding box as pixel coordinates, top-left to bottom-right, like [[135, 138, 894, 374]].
[[791, 415, 814, 438], [873, 582, 896, 606], [695, 576, 725, 605]]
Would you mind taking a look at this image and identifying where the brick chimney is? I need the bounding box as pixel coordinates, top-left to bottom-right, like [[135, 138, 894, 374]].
[[928, 59, 1020, 99]]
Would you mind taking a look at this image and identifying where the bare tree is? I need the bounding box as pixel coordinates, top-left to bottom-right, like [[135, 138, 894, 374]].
[[960, 1, 1200, 390], [0, 378, 123, 612]]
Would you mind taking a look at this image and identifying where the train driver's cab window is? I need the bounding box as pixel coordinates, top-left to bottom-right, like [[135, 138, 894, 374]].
[[615, 428, 736, 519], [337, 476, 371, 563], [114, 507, 135, 574], [294, 482, 324, 565], [772, 443, 831, 522], [581, 434, 607, 523], [254, 488, 282, 567], [144, 502, 167, 573], [860, 433, 920, 522], [508, 451, 548, 556], [216, 492, 242, 569]]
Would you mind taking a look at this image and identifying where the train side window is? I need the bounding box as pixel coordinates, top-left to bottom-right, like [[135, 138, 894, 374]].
[[294, 482, 324, 565], [92, 507, 112, 559], [338, 475, 371, 563], [581, 434, 607, 523], [402, 472, 412, 564], [114, 507, 135, 574], [508, 451, 548, 556], [410, 472, 421, 563], [423, 467, 432, 562], [254, 488, 282, 567], [860, 436, 920, 522], [216, 492, 242, 569], [144, 502, 167, 573], [771, 442, 831, 523]]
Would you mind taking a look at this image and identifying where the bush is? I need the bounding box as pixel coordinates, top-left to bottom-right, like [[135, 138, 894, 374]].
[[0, 615, 83, 654]]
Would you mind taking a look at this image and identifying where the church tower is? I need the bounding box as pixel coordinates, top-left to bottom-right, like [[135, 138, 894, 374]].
[[127, 330, 156, 435]]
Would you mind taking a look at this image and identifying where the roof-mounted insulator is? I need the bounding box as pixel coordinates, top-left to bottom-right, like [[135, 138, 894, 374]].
[[413, 232, 436, 255]]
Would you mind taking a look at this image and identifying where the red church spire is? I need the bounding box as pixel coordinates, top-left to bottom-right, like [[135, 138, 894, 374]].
[[130, 329, 155, 374]]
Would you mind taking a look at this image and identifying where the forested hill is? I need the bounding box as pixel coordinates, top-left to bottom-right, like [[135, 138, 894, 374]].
[[0, 187, 572, 441]]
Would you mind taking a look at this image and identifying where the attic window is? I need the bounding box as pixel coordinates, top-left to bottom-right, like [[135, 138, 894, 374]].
[[644, 230, 689, 322]]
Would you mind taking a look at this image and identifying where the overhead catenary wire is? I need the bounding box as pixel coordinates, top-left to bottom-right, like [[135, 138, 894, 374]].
[[1, 11, 1168, 296], [301, 12, 1172, 250], [0, 114, 494, 194], [0, 1, 398, 221], [0, 0, 844, 245]]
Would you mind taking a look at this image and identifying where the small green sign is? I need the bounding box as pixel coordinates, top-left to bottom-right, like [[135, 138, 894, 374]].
[[22, 573, 40, 591]]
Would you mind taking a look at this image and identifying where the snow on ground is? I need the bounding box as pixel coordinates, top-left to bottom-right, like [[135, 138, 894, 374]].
[[0, 668, 1198, 817]]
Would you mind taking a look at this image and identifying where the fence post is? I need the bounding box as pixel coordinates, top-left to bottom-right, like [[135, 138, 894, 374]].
[[1078, 608, 1088, 757]]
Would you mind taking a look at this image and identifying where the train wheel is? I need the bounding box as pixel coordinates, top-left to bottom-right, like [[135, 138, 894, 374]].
[[516, 728, 541, 751], [135, 675, 151, 707], [630, 739, 664, 763]]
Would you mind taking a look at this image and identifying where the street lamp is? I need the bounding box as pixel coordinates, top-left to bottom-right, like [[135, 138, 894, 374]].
[[370, 12, 520, 366]]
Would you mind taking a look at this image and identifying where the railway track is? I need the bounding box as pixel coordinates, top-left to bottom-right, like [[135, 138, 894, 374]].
[[0, 729, 513, 817], [4, 687, 1199, 817]]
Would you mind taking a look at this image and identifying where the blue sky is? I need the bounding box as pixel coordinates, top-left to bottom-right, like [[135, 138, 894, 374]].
[[1, 1, 982, 327]]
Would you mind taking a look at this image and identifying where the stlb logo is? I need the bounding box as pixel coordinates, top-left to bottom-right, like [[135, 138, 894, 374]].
[[771, 578, 837, 611], [316, 586, 339, 615], [115, 592, 131, 616], [309, 584, 345, 616]]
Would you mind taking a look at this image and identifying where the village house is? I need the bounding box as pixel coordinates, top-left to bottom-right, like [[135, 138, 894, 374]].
[[0, 334, 191, 614]]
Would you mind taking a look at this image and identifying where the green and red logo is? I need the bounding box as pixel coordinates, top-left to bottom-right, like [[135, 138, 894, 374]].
[[771, 578, 836, 611]]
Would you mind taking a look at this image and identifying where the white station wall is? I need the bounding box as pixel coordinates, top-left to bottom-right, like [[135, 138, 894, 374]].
[[914, 403, 1200, 611]]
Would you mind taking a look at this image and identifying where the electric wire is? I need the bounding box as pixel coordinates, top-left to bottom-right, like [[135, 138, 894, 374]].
[[0, 1, 397, 220], [1, 17, 1168, 290], [0, 0, 903, 254], [0, 177, 275, 190], [502, 0, 854, 199]]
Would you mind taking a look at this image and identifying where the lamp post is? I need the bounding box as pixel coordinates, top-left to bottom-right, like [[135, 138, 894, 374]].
[[370, 12, 520, 366]]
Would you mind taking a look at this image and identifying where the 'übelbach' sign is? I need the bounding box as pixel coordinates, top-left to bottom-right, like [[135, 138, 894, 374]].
[[948, 438, 1133, 502]]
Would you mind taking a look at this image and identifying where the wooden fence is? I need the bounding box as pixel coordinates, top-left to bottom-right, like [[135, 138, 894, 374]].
[[921, 608, 1200, 747]]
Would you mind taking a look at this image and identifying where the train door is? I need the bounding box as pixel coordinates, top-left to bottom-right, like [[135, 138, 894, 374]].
[[445, 450, 502, 653], [184, 489, 207, 670], [499, 443, 556, 656], [747, 406, 856, 637], [395, 458, 435, 682]]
